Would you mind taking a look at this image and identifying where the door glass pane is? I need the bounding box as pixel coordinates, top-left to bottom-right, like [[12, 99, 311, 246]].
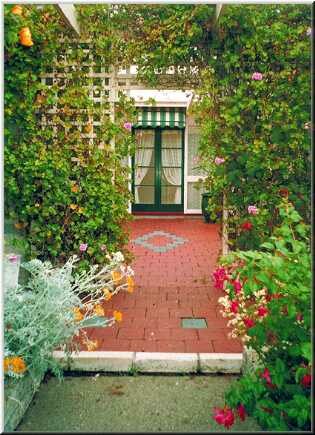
[[161, 168, 181, 186], [135, 148, 154, 167], [161, 130, 181, 148], [187, 182, 205, 210], [187, 126, 206, 176], [161, 186, 181, 204], [162, 148, 181, 167], [135, 167, 155, 185], [135, 129, 155, 147], [134, 186, 154, 204]]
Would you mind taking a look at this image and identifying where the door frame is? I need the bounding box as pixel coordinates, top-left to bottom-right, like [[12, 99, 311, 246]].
[[131, 126, 185, 212]]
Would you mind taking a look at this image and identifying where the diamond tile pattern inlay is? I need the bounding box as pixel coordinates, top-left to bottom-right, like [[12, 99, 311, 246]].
[[133, 230, 188, 253]]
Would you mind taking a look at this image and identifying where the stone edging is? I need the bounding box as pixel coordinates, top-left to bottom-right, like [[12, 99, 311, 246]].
[[52, 351, 243, 374]]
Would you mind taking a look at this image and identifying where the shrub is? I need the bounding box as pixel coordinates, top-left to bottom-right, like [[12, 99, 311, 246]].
[[4, 251, 134, 380], [212, 200, 311, 431]]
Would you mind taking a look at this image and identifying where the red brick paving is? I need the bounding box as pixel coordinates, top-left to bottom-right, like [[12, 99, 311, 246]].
[[86, 218, 243, 354]]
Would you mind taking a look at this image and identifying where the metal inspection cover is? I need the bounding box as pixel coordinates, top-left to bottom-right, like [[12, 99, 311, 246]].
[[181, 318, 208, 329]]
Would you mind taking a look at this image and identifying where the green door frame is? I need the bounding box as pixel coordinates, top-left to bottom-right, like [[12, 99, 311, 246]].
[[132, 126, 185, 212]]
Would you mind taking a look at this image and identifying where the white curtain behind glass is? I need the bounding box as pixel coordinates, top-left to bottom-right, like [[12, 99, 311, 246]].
[[161, 130, 181, 204], [135, 130, 154, 203], [162, 149, 181, 203]]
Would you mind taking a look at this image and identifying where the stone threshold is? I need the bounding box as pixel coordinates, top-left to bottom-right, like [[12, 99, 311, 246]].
[[53, 351, 243, 374]]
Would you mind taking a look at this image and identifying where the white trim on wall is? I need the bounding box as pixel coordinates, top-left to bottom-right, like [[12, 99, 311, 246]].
[[184, 123, 189, 214]]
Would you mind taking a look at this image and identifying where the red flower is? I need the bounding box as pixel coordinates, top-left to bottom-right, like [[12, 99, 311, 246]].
[[281, 305, 288, 316], [212, 267, 228, 290], [261, 406, 273, 414], [257, 306, 268, 317], [230, 300, 239, 314], [296, 313, 303, 322], [237, 404, 246, 421], [243, 317, 255, 328], [267, 292, 282, 301], [213, 407, 235, 429], [232, 280, 242, 293], [272, 293, 282, 299], [261, 367, 273, 387], [301, 374, 311, 388], [279, 187, 289, 197], [241, 221, 253, 231]]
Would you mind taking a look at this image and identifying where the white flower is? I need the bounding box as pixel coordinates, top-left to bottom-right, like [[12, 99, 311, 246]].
[[112, 251, 124, 263]]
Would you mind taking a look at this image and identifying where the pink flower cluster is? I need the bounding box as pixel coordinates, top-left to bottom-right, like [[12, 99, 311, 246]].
[[251, 72, 263, 80], [123, 122, 132, 131], [248, 205, 259, 215], [79, 243, 88, 252], [213, 407, 235, 428], [260, 367, 275, 388], [212, 267, 228, 290], [214, 157, 225, 165], [213, 404, 246, 429]]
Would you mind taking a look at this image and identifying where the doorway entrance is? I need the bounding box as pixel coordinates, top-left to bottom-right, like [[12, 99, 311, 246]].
[[132, 128, 184, 212]]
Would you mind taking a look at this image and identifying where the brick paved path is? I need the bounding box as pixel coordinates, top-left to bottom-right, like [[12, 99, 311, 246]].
[[87, 218, 242, 353]]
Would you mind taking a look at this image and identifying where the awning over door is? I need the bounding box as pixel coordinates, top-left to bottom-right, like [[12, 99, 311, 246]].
[[135, 107, 186, 128]]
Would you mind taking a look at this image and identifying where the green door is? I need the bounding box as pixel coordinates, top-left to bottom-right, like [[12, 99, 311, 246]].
[[132, 127, 184, 212]]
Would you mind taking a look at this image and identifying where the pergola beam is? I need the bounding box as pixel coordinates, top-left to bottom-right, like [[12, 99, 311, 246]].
[[56, 4, 80, 37]]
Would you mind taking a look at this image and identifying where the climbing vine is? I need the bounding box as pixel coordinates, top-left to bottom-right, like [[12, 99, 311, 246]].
[[4, 4, 137, 271], [192, 4, 311, 249]]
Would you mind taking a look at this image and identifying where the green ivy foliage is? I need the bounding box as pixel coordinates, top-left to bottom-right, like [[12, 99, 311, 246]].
[[4, 5, 137, 271], [193, 4, 311, 249]]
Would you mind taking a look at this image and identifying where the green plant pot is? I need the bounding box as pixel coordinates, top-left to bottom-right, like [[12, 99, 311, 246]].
[[201, 192, 212, 223]]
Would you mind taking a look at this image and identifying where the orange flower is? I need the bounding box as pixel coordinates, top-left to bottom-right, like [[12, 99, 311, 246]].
[[4, 356, 27, 374], [93, 304, 105, 316], [86, 339, 98, 351], [14, 222, 26, 230], [19, 27, 33, 47], [73, 307, 84, 322], [84, 123, 93, 133], [103, 288, 112, 301], [127, 276, 135, 293], [111, 270, 122, 284], [113, 310, 122, 322], [12, 5, 23, 15], [71, 184, 79, 193]]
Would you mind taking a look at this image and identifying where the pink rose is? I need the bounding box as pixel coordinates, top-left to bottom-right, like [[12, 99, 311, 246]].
[[8, 254, 19, 263], [123, 122, 132, 131], [79, 243, 88, 252], [248, 205, 259, 215], [214, 157, 225, 165], [251, 72, 263, 80]]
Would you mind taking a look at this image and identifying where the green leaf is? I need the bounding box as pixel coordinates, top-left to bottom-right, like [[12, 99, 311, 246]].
[[260, 242, 274, 250], [301, 342, 311, 362], [79, 316, 111, 328]]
